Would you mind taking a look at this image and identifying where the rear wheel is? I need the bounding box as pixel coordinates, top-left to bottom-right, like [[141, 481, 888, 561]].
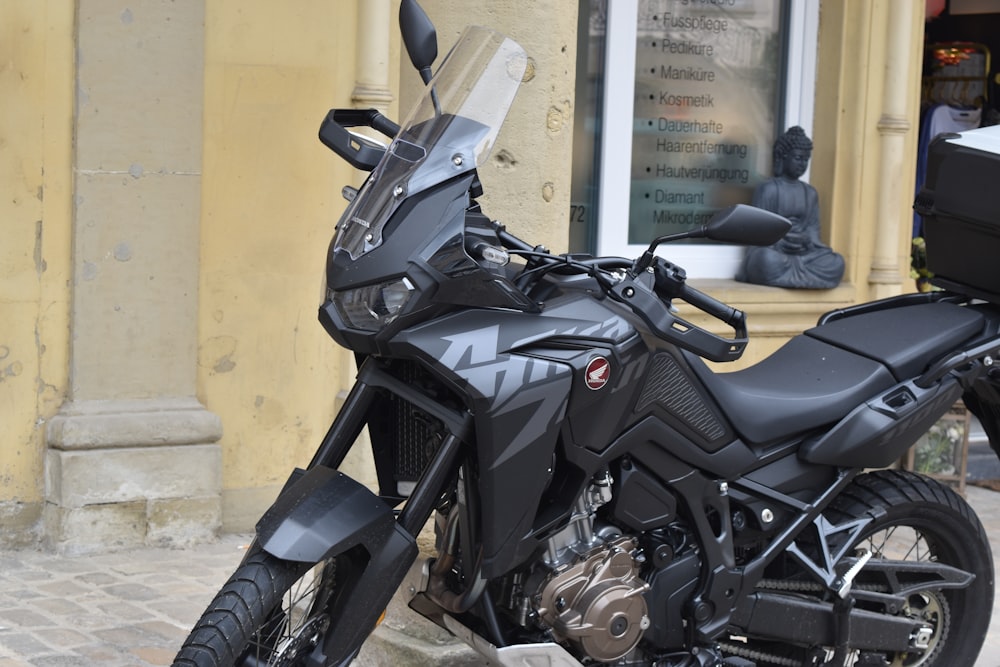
[[173, 549, 343, 667], [823, 470, 993, 666], [727, 470, 993, 667]]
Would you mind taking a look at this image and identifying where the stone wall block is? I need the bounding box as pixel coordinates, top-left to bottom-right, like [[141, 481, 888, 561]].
[[76, 0, 204, 172], [43, 500, 148, 555], [47, 398, 222, 450], [45, 445, 221, 509], [147, 496, 221, 547]]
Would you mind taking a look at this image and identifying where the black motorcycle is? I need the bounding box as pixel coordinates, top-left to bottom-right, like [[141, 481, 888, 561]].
[[174, 3, 999, 666]]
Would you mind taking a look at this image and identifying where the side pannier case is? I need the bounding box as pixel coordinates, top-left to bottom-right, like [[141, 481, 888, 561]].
[[917, 125, 1000, 302]]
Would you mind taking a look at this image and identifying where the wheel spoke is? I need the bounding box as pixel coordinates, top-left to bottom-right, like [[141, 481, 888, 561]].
[[244, 561, 334, 666]]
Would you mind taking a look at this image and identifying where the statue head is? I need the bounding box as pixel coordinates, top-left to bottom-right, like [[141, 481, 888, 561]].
[[773, 126, 813, 179]]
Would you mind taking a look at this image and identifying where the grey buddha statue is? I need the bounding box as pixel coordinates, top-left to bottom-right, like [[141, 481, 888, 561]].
[[737, 126, 844, 289]]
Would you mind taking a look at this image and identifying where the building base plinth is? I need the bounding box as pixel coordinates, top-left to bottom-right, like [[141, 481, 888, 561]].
[[44, 399, 222, 554]]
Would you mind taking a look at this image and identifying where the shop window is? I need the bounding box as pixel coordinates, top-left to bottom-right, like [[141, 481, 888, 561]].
[[570, 0, 817, 278]]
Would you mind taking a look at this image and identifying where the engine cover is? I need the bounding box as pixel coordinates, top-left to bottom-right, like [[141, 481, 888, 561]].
[[535, 536, 650, 662]]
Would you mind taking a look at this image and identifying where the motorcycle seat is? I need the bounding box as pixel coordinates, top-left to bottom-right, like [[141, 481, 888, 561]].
[[803, 301, 984, 381], [686, 302, 984, 445], [687, 336, 897, 444]]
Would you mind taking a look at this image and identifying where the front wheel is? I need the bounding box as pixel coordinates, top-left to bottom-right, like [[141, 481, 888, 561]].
[[823, 470, 994, 666], [173, 549, 347, 667]]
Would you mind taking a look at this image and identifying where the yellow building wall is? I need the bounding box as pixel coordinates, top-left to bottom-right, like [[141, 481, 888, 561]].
[[0, 1, 74, 542], [199, 1, 397, 529]]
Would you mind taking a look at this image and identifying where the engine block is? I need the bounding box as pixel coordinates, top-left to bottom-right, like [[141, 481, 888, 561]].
[[535, 536, 650, 663]]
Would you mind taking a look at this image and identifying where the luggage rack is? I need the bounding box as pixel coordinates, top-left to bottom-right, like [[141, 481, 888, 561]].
[[816, 290, 969, 326]]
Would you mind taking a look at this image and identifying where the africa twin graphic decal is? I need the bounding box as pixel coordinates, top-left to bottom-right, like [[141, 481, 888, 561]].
[[437, 324, 565, 406], [437, 323, 570, 448]]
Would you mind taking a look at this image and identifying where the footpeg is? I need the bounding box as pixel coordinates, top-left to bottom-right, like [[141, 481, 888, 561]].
[[836, 549, 873, 598]]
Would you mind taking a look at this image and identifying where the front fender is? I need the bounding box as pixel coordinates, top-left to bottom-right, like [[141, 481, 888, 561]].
[[256, 465, 416, 565], [256, 466, 419, 666]]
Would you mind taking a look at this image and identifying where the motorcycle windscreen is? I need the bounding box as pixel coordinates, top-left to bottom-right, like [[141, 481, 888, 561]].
[[334, 26, 527, 260]]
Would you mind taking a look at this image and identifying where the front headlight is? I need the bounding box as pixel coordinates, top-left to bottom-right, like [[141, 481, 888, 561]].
[[331, 277, 415, 331]]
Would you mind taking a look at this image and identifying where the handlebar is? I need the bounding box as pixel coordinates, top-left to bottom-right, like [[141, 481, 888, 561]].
[[320, 101, 749, 363], [491, 221, 748, 362], [494, 225, 534, 253]]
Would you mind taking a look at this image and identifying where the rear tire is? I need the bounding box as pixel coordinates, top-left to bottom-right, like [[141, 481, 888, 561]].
[[822, 469, 994, 666], [173, 549, 341, 667]]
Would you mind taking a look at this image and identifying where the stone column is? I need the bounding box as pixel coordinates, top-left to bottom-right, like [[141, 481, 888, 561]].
[[353, 0, 395, 113], [44, 0, 221, 553], [868, 0, 921, 298]]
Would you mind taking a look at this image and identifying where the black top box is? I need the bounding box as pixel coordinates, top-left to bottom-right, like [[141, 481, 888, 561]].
[[917, 125, 1000, 303]]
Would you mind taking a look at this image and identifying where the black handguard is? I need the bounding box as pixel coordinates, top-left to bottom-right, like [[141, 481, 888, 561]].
[[611, 258, 748, 362], [319, 108, 401, 171]]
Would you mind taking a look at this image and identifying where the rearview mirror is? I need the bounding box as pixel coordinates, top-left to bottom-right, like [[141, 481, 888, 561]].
[[636, 203, 791, 272], [704, 204, 791, 246], [400, 0, 438, 84]]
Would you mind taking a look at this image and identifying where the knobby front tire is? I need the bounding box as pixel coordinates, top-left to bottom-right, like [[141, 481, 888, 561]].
[[173, 549, 339, 667]]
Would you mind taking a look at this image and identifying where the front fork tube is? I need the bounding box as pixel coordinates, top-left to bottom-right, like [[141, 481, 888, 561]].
[[398, 432, 464, 535], [309, 357, 471, 541], [307, 375, 375, 471]]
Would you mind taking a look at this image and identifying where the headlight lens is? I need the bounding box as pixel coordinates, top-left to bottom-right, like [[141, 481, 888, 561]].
[[332, 277, 415, 331]]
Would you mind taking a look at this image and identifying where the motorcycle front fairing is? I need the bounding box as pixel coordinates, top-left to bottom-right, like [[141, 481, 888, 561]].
[[315, 25, 563, 580], [319, 27, 533, 357], [318, 25, 657, 577], [318, 173, 536, 355]]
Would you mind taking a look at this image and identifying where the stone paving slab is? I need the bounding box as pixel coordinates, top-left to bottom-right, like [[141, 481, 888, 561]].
[[2, 487, 1000, 666], [0, 535, 252, 667]]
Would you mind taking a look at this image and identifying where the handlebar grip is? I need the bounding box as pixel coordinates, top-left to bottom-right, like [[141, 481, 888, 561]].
[[330, 108, 400, 138], [369, 112, 401, 139], [678, 283, 744, 330]]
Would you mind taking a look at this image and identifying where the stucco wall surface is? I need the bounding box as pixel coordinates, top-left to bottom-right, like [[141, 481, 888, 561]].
[[200, 1, 389, 526], [0, 1, 74, 543]]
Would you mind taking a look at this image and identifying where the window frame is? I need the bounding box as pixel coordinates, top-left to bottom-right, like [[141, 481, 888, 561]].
[[591, 0, 819, 278]]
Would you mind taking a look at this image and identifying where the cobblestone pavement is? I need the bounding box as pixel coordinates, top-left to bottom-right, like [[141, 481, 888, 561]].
[[0, 534, 253, 667], [3, 486, 1000, 666]]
